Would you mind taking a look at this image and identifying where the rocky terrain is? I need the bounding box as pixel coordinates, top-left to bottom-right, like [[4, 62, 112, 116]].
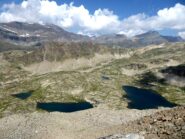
[[0, 106, 184, 139], [0, 22, 185, 139], [100, 106, 185, 139], [0, 106, 165, 139], [0, 42, 185, 117]]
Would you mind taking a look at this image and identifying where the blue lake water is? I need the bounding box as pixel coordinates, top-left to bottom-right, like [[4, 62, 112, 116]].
[[12, 92, 32, 100], [37, 102, 93, 112], [122, 86, 176, 110]]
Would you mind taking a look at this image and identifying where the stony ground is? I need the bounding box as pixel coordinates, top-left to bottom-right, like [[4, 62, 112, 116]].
[[0, 106, 184, 139], [0, 106, 163, 139], [100, 106, 185, 139], [128, 106, 185, 139]]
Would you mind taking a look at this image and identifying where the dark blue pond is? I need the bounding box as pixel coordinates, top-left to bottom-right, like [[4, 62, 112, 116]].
[[122, 86, 176, 110], [12, 92, 32, 100], [37, 102, 93, 112], [101, 75, 110, 80]]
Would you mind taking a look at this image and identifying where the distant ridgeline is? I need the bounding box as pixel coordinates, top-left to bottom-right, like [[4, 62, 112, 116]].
[[0, 22, 184, 51]]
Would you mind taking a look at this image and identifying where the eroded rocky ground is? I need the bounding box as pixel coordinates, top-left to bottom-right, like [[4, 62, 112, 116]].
[[0, 106, 165, 139], [100, 106, 185, 139], [0, 106, 184, 139]]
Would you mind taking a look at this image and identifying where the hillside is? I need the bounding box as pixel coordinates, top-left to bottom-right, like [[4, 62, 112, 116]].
[[0, 22, 90, 46], [0, 42, 184, 117]]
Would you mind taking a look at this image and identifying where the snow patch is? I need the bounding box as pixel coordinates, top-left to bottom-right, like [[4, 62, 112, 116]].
[[36, 34, 40, 37], [0, 26, 17, 34], [20, 33, 30, 37]]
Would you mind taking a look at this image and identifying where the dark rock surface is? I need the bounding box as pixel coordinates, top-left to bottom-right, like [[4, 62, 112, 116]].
[[124, 106, 185, 139], [99, 106, 185, 139]]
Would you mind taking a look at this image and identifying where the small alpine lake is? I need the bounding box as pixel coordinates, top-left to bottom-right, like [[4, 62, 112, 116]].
[[122, 86, 176, 110], [12, 91, 32, 100], [37, 102, 93, 112]]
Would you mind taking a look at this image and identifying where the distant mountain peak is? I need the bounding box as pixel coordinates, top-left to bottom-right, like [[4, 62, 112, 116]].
[[146, 31, 159, 34], [0, 21, 90, 46], [135, 31, 160, 38]]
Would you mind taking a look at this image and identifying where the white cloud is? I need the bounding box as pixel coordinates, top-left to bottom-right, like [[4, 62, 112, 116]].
[[157, 3, 185, 30], [120, 3, 185, 37], [0, 0, 121, 35], [178, 31, 185, 39], [0, 0, 185, 37]]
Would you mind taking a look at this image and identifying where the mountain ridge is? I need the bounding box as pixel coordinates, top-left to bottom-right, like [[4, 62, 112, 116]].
[[0, 22, 184, 50], [0, 21, 90, 46]]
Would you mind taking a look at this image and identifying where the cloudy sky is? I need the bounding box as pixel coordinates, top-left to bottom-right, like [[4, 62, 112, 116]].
[[0, 0, 185, 38]]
